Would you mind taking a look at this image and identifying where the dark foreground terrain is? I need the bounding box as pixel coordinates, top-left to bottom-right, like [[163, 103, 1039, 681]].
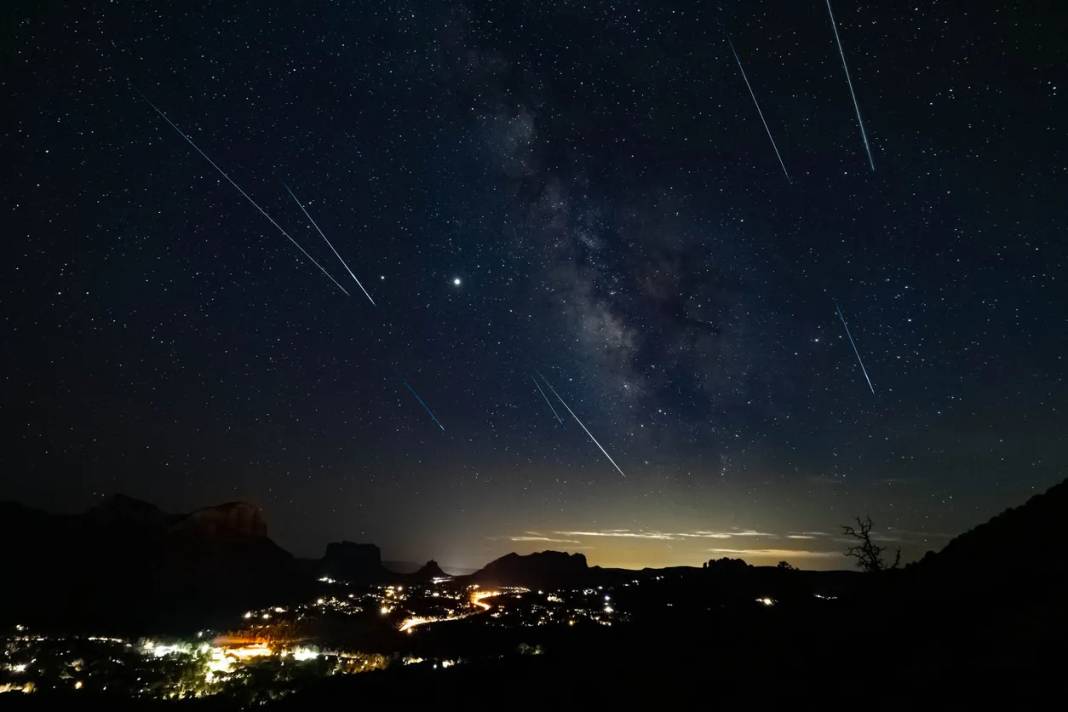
[[2, 480, 1066, 709]]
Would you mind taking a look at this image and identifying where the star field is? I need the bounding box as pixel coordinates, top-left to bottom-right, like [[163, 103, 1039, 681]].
[[4, 1, 1066, 569]]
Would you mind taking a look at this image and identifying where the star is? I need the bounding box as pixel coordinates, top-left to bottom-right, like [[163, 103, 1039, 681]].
[[452, 277, 462, 287]]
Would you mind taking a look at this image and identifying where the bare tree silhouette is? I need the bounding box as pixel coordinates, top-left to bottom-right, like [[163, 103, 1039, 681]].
[[842, 516, 901, 572]]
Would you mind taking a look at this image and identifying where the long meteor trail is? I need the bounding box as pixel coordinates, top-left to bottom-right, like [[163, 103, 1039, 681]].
[[727, 36, 791, 183], [531, 374, 564, 424], [538, 373, 626, 478], [284, 184, 376, 306], [835, 303, 875, 395], [141, 97, 349, 296], [402, 381, 445, 431], [825, 0, 876, 172]]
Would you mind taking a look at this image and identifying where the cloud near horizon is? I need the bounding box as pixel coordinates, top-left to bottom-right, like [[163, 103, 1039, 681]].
[[508, 535, 583, 544], [708, 548, 844, 560], [552, 528, 778, 541]]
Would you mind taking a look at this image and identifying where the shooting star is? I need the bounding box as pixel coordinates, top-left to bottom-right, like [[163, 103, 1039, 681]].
[[727, 36, 791, 183], [402, 381, 445, 431], [538, 373, 626, 478], [825, 0, 876, 172], [141, 96, 350, 296], [284, 184, 376, 306], [531, 374, 564, 424], [834, 302, 875, 395]]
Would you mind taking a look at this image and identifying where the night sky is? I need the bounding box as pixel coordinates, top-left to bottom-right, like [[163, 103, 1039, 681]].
[[5, 1, 1066, 570]]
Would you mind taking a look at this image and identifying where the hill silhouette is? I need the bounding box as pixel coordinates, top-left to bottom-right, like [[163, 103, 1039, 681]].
[[468, 550, 592, 587], [319, 541, 390, 583], [0, 495, 308, 633], [915, 478, 1068, 579], [902, 479, 1068, 624], [409, 559, 448, 582]]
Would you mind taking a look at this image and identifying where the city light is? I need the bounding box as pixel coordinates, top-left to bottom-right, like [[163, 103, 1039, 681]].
[[2, 579, 631, 702], [290, 647, 319, 662], [400, 617, 432, 633], [226, 643, 272, 659]]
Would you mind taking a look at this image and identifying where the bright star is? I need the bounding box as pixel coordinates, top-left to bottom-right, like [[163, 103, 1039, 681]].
[[452, 277, 462, 287]]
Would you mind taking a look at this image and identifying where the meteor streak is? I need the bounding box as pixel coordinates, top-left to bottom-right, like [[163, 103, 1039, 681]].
[[538, 373, 626, 478], [835, 302, 875, 395], [284, 184, 376, 306], [825, 0, 876, 172], [727, 36, 791, 183], [531, 375, 564, 424], [402, 381, 445, 431], [141, 97, 350, 296]]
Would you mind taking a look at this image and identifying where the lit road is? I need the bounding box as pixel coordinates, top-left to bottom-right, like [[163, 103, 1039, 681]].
[[398, 588, 502, 633], [470, 588, 501, 611]]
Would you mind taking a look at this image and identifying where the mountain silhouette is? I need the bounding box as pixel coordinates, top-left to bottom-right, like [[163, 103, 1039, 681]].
[[410, 559, 448, 582], [909, 477, 1068, 605], [469, 550, 591, 587], [319, 541, 390, 583], [0, 495, 307, 632], [917, 478, 1067, 576]]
